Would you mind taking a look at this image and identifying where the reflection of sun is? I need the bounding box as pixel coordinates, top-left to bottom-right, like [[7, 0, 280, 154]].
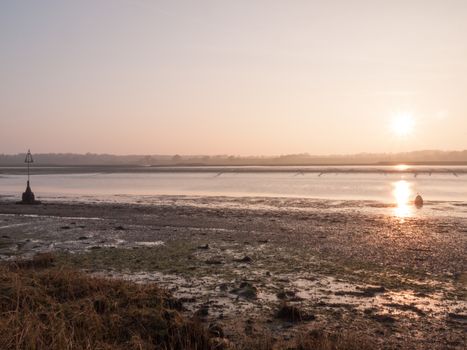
[[392, 112, 415, 137], [395, 164, 409, 171], [393, 180, 413, 218]]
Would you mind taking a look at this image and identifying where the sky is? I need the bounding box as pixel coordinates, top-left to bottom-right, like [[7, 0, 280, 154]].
[[1, 0, 466, 156]]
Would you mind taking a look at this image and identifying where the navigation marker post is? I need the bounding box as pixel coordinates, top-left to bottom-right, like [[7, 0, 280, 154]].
[[19, 149, 41, 205], [25, 149, 33, 183]]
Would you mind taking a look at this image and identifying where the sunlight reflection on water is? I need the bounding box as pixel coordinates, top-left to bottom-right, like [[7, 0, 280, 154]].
[[393, 180, 413, 218]]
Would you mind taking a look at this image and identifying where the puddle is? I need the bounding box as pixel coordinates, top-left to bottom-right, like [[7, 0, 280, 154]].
[[135, 241, 165, 247]]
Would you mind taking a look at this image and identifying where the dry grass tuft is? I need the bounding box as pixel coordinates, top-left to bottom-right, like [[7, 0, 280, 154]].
[[10, 252, 56, 270], [0, 255, 212, 350], [236, 329, 372, 350], [294, 329, 374, 350]]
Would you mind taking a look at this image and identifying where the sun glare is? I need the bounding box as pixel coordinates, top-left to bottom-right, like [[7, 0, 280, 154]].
[[391, 112, 415, 137]]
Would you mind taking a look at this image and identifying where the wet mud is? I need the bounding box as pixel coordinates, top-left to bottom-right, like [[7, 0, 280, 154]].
[[0, 198, 466, 349]]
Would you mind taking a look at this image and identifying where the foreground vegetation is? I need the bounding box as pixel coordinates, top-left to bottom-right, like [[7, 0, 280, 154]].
[[0, 253, 372, 350], [0, 253, 211, 350]]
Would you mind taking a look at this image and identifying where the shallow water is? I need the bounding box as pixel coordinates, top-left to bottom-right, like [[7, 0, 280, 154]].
[[1, 166, 467, 218]]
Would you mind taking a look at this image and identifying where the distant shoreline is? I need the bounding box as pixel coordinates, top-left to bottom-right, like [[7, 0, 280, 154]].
[[1, 161, 467, 168], [1, 163, 467, 176]]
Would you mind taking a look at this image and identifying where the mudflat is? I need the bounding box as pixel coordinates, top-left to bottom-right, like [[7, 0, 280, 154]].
[[0, 198, 466, 349]]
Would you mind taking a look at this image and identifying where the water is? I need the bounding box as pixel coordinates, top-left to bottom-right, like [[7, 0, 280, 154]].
[[1, 166, 467, 218]]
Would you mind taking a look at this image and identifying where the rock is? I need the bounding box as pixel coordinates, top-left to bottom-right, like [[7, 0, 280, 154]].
[[230, 282, 258, 299], [414, 194, 424, 208], [335, 286, 386, 298], [371, 314, 396, 324], [234, 256, 253, 263], [205, 259, 223, 265], [197, 244, 210, 250], [114, 225, 126, 231], [276, 303, 315, 323], [244, 323, 253, 335], [218, 283, 229, 292], [448, 313, 467, 322], [78, 236, 89, 240], [194, 305, 209, 318], [60, 226, 71, 230], [359, 286, 386, 297], [384, 303, 425, 316], [164, 298, 183, 311], [277, 290, 296, 300], [178, 297, 196, 303]]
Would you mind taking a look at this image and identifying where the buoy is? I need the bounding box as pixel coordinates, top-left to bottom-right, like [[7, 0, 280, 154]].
[[414, 194, 424, 208]]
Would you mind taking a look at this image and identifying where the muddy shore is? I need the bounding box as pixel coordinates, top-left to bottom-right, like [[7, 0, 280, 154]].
[[0, 198, 466, 349]]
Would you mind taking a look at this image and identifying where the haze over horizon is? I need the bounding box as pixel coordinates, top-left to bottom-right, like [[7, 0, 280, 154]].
[[1, 0, 467, 156]]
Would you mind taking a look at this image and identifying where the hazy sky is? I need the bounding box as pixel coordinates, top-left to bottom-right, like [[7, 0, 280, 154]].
[[1, 0, 466, 155]]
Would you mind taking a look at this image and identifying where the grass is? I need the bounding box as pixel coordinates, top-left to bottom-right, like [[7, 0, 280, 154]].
[[276, 303, 315, 323], [236, 329, 372, 350], [295, 330, 372, 350], [56, 242, 199, 276], [0, 253, 375, 350], [0, 253, 212, 350]]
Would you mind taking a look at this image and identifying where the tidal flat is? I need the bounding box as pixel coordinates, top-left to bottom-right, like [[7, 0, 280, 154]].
[[0, 198, 466, 349]]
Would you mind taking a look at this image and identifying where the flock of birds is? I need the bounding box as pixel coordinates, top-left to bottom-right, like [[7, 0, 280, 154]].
[[211, 167, 465, 178]]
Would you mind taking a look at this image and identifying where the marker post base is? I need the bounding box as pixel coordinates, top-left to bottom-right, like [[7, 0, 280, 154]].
[[17, 181, 41, 205]]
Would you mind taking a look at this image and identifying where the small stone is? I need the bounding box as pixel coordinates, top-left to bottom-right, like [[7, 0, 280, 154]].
[[218, 283, 229, 292], [276, 303, 315, 323], [195, 305, 209, 318], [371, 314, 396, 324], [205, 259, 223, 265], [231, 282, 258, 299], [277, 290, 296, 300], [234, 256, 253, 263]]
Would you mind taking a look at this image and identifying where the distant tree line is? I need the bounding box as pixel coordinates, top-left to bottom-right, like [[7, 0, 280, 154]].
[[0, 150, 466, 166]]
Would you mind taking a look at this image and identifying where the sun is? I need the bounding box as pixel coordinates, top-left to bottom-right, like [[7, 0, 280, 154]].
[[391, 112, 415, 136]]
